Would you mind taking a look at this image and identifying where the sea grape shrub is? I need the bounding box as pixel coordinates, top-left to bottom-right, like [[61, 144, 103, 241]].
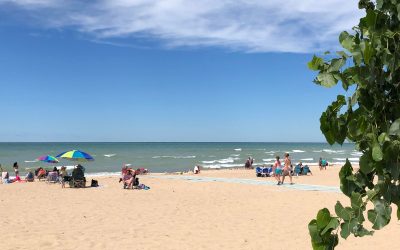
[[307, 0, 400, 249]]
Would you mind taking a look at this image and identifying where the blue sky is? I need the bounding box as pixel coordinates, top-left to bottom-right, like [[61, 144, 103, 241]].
[[0, 1, 363, 142]]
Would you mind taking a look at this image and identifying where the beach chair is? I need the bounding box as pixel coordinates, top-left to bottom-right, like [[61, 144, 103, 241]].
[[294, 165, 301, 176], [303, 166, 311, 175], [262, 167, 272, 177], [255, 167, 263, 177], [46, 171, 59, 183]]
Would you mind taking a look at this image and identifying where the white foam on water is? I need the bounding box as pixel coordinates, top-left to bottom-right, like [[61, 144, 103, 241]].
[[263, 162, 274, 165], [323, 149, 346, 154], [202, 160, 216, 164], [24, 160, 38, 163], [262, 158, 275, 162], [265, 151, 275, 154], [351, 152, 363, 156], [292, 150, 305, 153], [333, 158, 346, 161], [300, 158, 314, 161], [152, 155, 196, 159], [230, 154, 240, 157], [313, 150, 322, 153], [202, 157, 240, 164], [104, 154, 116, 158], [234, 148, 242, 151], [202, 163, 243, 169]]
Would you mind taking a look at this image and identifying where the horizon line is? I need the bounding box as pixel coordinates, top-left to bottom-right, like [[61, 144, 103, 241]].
[[0, 141, 353, 144]]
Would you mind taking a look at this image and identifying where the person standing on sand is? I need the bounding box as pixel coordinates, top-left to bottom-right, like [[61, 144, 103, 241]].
[[245, 158, 251, 169], [281, 153, 293, 185], [13, 162, 19, 177], [274, 156, 282, 185]]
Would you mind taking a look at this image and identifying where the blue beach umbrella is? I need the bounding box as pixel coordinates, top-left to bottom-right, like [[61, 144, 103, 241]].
[[56, 150, 94, 162]]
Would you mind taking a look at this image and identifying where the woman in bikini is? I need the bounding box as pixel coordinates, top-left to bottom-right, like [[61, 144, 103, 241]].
[[281, 153, 293, 185]]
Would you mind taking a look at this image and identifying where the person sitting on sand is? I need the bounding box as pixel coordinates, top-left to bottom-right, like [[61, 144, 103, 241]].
[[25, 171, 34, 182], [53, 166, 59, 175], [119, 165, 129, 183], [319, 158, 328, 170], [274, 156, 282, 185], [281, 153, 293, 185], [37, 168, 47, 180], [193, 165, 200, 174], [1, 171, 9, 183], [72, 165, 85, 181], [123, 169, 136, 189]]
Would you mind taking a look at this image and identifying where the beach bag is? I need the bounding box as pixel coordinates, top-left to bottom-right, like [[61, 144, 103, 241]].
[[91, 179, 99, 187], [138, 184, 150, 190]]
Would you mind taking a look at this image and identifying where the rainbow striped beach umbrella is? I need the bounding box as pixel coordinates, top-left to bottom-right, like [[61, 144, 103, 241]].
[[56, 150, 94, 162], [37, 155, 59, 164]]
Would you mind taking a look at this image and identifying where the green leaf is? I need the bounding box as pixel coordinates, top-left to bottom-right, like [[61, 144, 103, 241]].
[[316, 208, 331, 230], [389, 118, 400, 136], [340, 219, 357, 239], [363, 41, 373, 64], [372, 143, 383, 162], [328, 58, 345, 72], [397, 206, 400, 220], [339, 31, 353, 51], [351, 192, 363, 209], [317, 72, 338, 87], [378, 133, 390, 143], [308, 55, 324, 71], [397, 5, 400, 22], [321, 217, 340, 235], [335, 201, 352, 221], [353, 224, 374, 237], [308, 219, 322, 243], [359, 153, 373, 174], [376, 0, 383, 9], [367, 200, 392, 230], [365, 9, 377, 28]]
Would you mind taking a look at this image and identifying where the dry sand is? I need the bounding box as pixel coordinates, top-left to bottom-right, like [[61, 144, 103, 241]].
[[1, 165, 399, 250]]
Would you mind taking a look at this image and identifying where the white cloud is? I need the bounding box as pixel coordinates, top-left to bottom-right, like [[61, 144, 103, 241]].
[[0, 0, 364, 53]]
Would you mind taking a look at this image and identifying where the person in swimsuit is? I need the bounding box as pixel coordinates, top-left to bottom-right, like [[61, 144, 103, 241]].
[[281, 153, 293, 185], [13, 162, 19, 177], [274, 156, 282, 185]]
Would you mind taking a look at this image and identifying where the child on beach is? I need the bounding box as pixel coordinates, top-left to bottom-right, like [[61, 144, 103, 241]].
[[281, 153, 293, 185], [193, 165, 200, 174], [274, 156, 282, 185], [25, 171, 34, 182]]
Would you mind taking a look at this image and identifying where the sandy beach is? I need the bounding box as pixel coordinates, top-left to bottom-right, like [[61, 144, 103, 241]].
[[1, 165, 399, 250]]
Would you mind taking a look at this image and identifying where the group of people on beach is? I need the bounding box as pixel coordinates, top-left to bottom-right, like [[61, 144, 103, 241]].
[[245, 157, 254, 169], [273, 153, 293, 185], [0, 162, 86, 187]]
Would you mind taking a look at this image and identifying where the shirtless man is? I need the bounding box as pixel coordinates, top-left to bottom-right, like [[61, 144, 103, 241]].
[[281, 153, 293, 185]]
